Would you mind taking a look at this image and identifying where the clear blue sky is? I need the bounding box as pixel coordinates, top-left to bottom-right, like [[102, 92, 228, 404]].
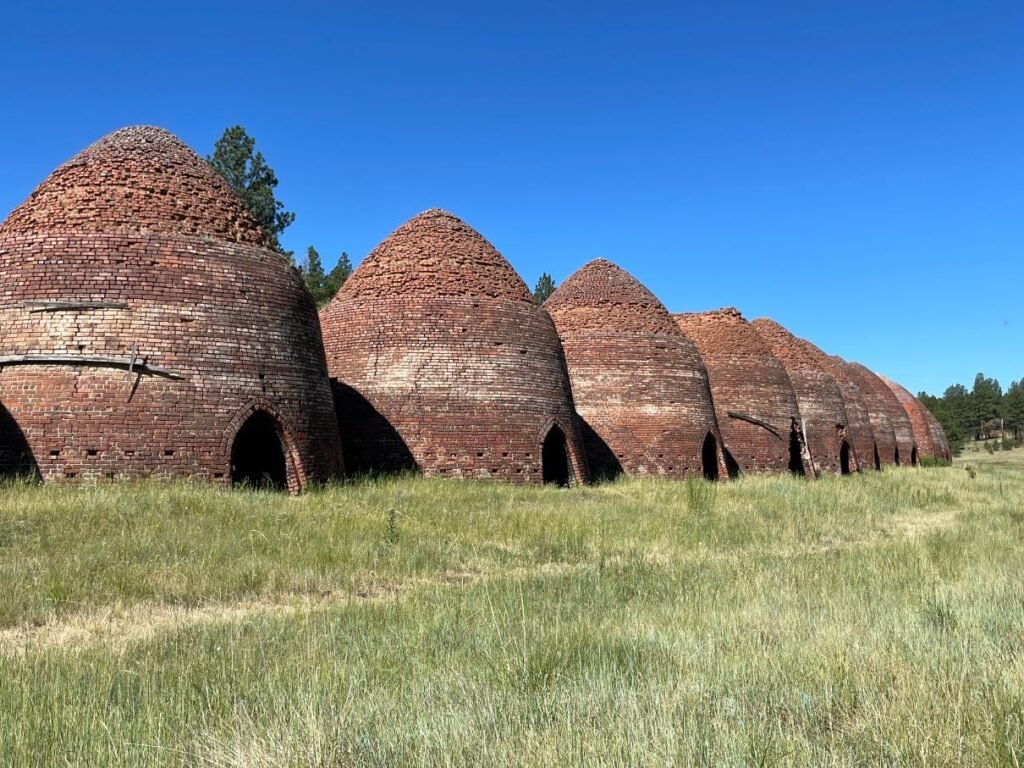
[[2, 1, 1021, 395]]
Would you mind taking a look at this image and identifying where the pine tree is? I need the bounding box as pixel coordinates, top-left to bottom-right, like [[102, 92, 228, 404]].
[[300, 246, 329, 306], [325, 252, 353, 300], [533, 273, 556, 303], [207, 126, 296, 255]]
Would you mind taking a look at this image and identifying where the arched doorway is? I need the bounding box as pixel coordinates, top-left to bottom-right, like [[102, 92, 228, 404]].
[[839, 441, 852, 475], [911, 446, 919, 467], [542, 425, 571, 487], [701, 432, 719, 481], [723, 447, 741, 479], [894, 445, 901, 466], [231, 410, 288, 490], [873, 442, 881, 471], [788, 428, 806, 476]]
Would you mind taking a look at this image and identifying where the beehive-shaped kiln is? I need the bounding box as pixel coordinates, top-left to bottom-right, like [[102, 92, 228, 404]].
[[847, 363, 917, 466], [810, 351, 879, 472], [837, 360, 899, 466], [0, 126, 344, 490], [545, 259, 726, 479], [751, 318, 858, 475], [320, 209, 587, 484], [674, 308, 809, 475], [880, 376, 947, 463]]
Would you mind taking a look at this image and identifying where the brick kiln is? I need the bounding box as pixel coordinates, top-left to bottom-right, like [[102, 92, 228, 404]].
[[837, 360, 899, 466], [319, 208, 587, 485], [751, 318, 859, 475], [879, 376, 950, 462], [0, 126, 344, 490], [674, 308, 810, 476], [847, 364, 918, 466], [804, 348, 878, 472], [544, 259, 726, 480]]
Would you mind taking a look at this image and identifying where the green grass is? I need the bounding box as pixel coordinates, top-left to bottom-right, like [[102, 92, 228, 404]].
[[2, 449, 1023, 766]]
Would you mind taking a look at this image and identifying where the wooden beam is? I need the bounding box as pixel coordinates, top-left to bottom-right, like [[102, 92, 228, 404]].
[[726, 411, 783, 440], [26, 301, 129, 312], [0, 354, 183, 380]]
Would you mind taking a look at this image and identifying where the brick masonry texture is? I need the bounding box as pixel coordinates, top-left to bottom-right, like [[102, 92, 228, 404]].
[[751, 318, 859, 475], [838, 360, 899, 466], [0, 126, 344, 490], [674, 308, 810, 475], [848, 363, 919, 466], [880, 376, 950, 462], [544, 259, 726, 479], [800, 346, 878, 473], [319, 209, 588, 484]]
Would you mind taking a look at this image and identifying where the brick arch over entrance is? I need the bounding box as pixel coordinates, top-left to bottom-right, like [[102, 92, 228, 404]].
[[320, 209, 587, 484], [545, 259, 726, 480], [221, 400, 304, 492], [0, 126, 343, 489]]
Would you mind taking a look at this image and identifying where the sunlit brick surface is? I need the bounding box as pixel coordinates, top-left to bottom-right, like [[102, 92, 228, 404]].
[[0, 127, 343, 489], [675, 308, 808, 475], [545, 259, 726, 479], [319, 209, 587, 484]]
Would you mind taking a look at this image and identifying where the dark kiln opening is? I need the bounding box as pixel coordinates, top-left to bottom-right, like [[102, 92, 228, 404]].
[[894, 445, 901, 466], [723, 447, 741, 479], [788, 428, 806, 476], [231, 411, 288, 490], [840, 441, 853, 475], [542, 425, 571, 487], [701, 432, 719, 481], [873, 442, 881, 471], [911, 446, 919, 467]]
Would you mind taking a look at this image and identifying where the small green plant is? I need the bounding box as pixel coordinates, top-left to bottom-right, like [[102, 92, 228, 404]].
[[385, 507, 400, 546], [684, 475, 716, 515]]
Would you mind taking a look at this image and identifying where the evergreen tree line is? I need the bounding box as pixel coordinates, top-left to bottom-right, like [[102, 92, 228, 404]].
[[919, 374, 1024, 455]]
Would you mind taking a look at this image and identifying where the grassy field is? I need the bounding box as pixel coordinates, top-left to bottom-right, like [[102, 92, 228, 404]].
[[1, 448, 1023, 766]]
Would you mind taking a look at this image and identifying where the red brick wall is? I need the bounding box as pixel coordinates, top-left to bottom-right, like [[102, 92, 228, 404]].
[[847, 364, 917, 466], [674, 308, 809, 475], [545, 260, 726, 479], [320, 209, 588, 484], [880, 376, 944, 461], [751, 318, 856, 476], [0, 127, 344, 490], [839, 361, 898, 465]]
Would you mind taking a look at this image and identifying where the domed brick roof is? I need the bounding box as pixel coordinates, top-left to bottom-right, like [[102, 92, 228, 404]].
[[543, 258, 679, 336], [751, 318, 858, 476], [545, 259, 726, 479], [879, 375, 944, 462], [340, 208, 535, 302], [675, 308, 809, 475], [320, 210, 587, 484], [835, 359, 899, 466], [0, 126, 343, 489], [848, 363, 918, 466], [0, 126, 269, 246]]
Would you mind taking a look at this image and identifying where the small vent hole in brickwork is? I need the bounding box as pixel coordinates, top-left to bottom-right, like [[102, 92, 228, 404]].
[[50, 450, 60, 459], [165, 449, 175, 457], [86, 449, 98, 457]]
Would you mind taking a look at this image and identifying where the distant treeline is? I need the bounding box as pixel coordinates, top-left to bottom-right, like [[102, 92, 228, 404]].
[[920, 374, 1024, 455]]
